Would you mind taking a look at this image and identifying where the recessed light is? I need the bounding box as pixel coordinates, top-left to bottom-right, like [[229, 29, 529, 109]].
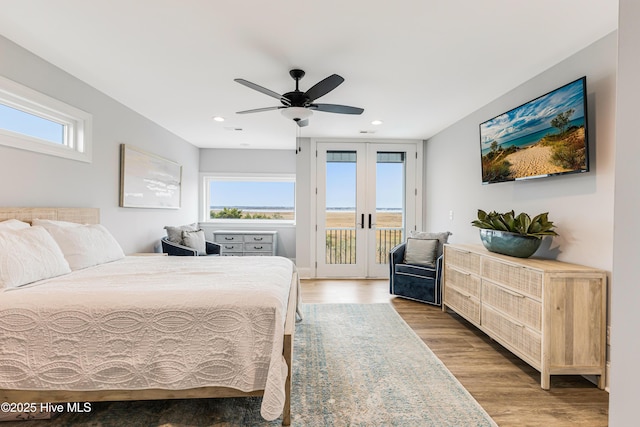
[[213, 116, 225, 122], [371, 120, 383, 126]]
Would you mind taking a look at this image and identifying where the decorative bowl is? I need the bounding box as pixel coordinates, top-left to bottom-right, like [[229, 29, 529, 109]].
[[478, 229, 542, 258]]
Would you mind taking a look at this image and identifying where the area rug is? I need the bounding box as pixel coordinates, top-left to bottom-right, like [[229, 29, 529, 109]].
[[3, 304, 496, 426]]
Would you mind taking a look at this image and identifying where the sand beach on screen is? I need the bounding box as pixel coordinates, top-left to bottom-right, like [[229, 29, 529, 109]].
[[505, 144, 570, 178]]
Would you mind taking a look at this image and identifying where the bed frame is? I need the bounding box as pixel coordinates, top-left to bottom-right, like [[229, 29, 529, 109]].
[[0, 208, 296, 426]]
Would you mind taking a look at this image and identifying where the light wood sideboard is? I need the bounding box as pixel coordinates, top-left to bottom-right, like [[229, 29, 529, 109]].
[[442, 243, 606, 389], [212, 230, 278, 256]]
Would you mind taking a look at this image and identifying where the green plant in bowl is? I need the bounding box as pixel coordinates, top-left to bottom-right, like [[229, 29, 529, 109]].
[[471, 210, 558, 258], [471, 210, 558, 238]]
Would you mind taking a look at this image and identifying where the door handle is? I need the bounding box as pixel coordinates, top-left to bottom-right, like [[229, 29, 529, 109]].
[[368, 214, 372, 229], [361, 213, 365, 229]]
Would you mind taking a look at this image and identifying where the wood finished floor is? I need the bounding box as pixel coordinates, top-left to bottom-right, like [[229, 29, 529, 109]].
[[300, 279, 609, 427]]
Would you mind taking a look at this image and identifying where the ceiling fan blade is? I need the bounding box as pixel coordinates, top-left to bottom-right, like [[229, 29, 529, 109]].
[[236, 106, 284, 114], [296, 119, 309, 127], [304, 74, 344, 102], [310, 103, 364, 115], [234, 78, 291, 106]]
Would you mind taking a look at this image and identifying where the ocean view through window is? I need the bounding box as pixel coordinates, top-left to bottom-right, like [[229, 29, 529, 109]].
[[205, 175, 295, 221], [323, 151, 405, 264]]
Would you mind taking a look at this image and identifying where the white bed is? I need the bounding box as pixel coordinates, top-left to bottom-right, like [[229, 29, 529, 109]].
[[0, 208, 298, 425]]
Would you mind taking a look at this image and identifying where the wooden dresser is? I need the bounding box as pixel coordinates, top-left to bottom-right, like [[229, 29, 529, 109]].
[[442, 243, 606, 389], [212, 230, 278, 256]]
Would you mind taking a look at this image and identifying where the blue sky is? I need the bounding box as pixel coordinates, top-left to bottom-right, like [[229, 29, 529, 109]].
[[0, 103, 64, 144], [376, 163, 403, 209], [210, 181, 295, 207], [480, 78, 585, 148]]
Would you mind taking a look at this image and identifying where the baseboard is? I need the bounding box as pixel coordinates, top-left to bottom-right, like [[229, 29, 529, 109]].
[[296, 267, 312, 279]]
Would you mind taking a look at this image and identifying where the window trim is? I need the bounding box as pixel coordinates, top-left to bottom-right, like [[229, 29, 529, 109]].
[[0, 75, 92, 163], [201, 173, 296, 224]]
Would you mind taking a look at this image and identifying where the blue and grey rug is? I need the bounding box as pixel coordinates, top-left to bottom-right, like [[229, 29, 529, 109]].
[[4, 304, 496, 426]]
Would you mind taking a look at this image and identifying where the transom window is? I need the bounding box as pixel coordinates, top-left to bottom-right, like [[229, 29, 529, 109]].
[[0, 104, 65, 144], [0, 75, 92, 162], [203, 174, 295, 223]]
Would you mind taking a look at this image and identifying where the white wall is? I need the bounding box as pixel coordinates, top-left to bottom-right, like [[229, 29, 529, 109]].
[[199, 148, 297, 259], [199, 148, 296, 175], [0, 35, 200, 254], [609, 0, 640, 424], [424, 32, 617, 271]]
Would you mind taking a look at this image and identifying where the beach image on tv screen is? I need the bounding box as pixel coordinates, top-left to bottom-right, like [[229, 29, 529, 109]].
[[479, 78, 587, 183]]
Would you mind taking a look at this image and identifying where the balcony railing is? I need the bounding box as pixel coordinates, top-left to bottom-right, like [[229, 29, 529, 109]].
[[325, 227, 403, 264], [376, 227, 403, 263]]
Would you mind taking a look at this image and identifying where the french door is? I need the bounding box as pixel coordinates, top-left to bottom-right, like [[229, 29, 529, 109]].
[[315, 142, 419, 278]]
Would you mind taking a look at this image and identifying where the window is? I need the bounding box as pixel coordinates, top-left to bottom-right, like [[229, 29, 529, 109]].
[[0, 75, 92, 162], [203, 174, 295, 223]]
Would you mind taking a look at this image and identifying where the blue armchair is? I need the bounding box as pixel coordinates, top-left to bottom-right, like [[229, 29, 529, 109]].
[[161, 237, 221, 256], [389, 232, 451, 305]]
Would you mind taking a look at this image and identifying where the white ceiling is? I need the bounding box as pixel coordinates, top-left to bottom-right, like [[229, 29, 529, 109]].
[[0, 1, 618, 150]]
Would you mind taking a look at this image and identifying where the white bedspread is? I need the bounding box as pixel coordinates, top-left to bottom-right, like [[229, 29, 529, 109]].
[[0, 255, 296, 421]]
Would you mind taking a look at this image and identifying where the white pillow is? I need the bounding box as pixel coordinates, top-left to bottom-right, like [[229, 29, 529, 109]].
[[404, 238, 439, 267], [164, 223, 197, 245], [409, 231, 452, 258], [32, 219, 125, 270], [182, 229, 206, 255], [0, 219, 31, 232], [0, 226, 71, 289]]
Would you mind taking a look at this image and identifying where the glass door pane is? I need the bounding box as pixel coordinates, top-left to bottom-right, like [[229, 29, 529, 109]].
[[325, 151, 357, 264], [366, 144, 417, 278], [375, 152, 405, 264]]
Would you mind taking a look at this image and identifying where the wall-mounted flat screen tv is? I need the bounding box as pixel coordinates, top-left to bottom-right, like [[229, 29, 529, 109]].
[[479, 77, 589, 184]]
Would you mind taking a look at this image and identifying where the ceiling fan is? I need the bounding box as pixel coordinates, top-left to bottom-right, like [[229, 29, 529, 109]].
[[234, 69, 364, 127]]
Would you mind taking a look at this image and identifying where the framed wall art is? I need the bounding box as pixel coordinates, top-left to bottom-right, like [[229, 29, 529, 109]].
[[119, 144, 182, 209]]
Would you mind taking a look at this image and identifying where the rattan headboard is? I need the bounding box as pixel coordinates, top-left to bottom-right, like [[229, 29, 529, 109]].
[[0, 208, 100, 224]]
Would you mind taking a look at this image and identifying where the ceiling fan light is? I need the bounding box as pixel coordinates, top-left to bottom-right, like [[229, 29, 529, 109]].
[[281, 107, 313, 122]]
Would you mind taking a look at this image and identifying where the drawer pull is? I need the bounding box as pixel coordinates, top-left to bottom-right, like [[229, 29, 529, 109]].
[[500, 287, 526, 298], [455, 289, 474, 299], [253, 237, 264, 241], [254, 246, 263, 250], [224, 245, 234, 249], [224, 237, 235, 241], [449, 266, 473, 276], [511, 319, 526, 329]]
